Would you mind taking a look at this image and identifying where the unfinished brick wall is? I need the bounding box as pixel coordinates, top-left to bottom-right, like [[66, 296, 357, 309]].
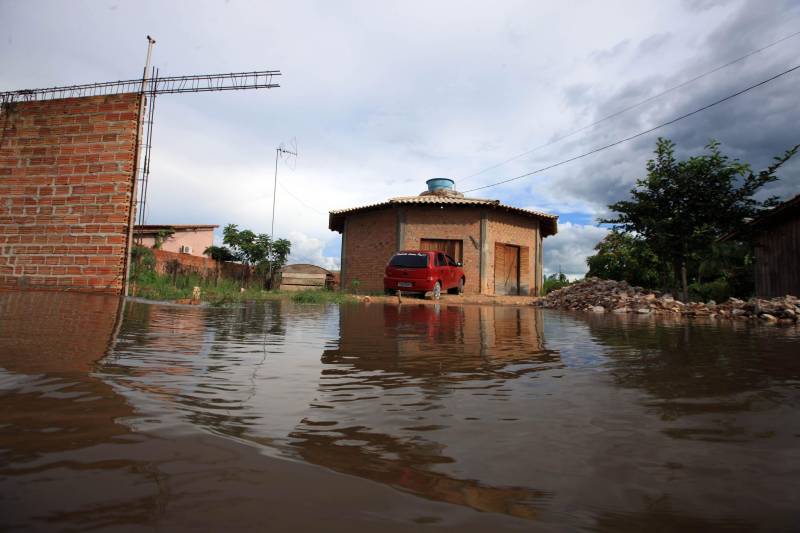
[[0, 94, 141, 294]]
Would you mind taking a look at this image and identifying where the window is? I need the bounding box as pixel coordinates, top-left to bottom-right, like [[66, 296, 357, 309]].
[[436, 253, 446, 266], [420, 239, 463, 263], [446, 255, 458, 266], [389, 253, 429, 268]]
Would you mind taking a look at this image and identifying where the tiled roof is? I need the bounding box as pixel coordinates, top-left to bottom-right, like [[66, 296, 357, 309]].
[[329, 195, 558, 236]]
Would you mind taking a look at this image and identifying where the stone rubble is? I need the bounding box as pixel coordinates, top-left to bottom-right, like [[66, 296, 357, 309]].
[[538, 277, 799, 324]]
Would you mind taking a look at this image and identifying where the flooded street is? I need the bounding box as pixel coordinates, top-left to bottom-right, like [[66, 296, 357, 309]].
[[1, 292, 799, 531]]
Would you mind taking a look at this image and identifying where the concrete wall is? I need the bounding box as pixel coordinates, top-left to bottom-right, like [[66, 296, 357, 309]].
[[137, 228, 215, 257], [0, 94, 141, 294]]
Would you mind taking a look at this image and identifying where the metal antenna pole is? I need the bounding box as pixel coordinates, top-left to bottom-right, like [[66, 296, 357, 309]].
[[271, 147, 279, 240]]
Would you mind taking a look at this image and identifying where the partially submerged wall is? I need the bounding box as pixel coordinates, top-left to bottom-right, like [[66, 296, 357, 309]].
[[0, 94, 141, 294]]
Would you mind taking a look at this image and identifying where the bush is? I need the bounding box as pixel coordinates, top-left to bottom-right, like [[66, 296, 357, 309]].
[[542, 273, 572, 295], [689, 279, 732, 303]]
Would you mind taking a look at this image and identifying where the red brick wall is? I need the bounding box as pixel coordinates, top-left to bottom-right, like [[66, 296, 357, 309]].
[[0, 94, 141, 294], [487, 211, 540, 295], [150, 248, 250, 280], [341, 208, 397, 292], [403, 206, 482, 294]]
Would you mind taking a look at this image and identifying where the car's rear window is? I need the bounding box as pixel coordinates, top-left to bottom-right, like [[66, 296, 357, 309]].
[[389, 253, 429, 268]]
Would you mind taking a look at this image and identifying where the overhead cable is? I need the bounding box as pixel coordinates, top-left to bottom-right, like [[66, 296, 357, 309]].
[[463, 63, 800, 193], [458, 29, 800, 183]]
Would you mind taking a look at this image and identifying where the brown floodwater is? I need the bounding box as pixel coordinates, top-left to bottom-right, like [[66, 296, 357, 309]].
[[1, 291, 799, 531]]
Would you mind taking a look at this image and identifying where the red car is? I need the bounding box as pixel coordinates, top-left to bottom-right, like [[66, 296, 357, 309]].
[[384, 250, 465, 299]]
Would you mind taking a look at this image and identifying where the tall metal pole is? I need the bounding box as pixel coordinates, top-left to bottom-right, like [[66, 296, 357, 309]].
[[271, 147, 279, 240], [123, 35, 156, 298]]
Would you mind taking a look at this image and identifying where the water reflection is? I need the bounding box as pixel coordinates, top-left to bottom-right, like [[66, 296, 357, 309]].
[[294, 304, 556, 518], [1, 293, 799, 531]]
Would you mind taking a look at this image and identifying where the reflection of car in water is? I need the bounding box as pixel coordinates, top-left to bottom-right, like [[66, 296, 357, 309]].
[[384, 250, 465, 299], [382, 302, 464, 341]]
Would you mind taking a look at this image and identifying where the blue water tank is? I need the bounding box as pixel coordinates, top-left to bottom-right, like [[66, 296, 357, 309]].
[[426, 178, 455, 192]]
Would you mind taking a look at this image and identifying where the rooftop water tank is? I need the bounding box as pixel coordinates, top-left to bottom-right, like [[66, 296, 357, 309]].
[[426, 178, 455, 193]]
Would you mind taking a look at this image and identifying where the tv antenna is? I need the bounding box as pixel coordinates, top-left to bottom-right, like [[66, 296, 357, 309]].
[[271, 138, 298, 240]]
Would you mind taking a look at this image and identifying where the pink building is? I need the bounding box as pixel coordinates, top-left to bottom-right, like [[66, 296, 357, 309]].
[[133, 224, 218, 257]]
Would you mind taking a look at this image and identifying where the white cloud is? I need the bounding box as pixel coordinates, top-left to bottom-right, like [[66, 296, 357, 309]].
[[286, 231, 340, 271], [543, 222, 609, 278], [2, 0, 798, 273]]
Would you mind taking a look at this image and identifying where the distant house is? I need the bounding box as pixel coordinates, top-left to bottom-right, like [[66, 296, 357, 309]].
[[738, 194, 800, 297], [279, 264, 336, 291], [328, 178, 558, 295], [133, 224, 218, 257]]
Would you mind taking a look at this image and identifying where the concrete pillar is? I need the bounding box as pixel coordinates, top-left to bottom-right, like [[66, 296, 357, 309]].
[[479, 210, 488, 294], [396, 207, 405, 251], [340, 218, 348, 291]]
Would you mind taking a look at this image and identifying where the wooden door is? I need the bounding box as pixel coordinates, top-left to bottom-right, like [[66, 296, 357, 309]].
[[494, 243, 520, 295], [420, 239, 463, 263]]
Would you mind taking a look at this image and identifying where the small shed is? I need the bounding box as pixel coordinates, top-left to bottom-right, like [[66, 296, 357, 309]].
[[729, 193, 800, 297], [279, 264, 334, 291], [328, 178, 558, 295]]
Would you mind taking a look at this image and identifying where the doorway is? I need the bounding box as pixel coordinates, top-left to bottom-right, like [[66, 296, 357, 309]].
[[494, 243, 520, 295]]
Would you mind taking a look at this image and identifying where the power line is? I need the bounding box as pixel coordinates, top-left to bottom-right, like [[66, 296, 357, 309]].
[[278, 180, 327, 216], [458, 29, 800, 183], [463, 63, 800, 194]]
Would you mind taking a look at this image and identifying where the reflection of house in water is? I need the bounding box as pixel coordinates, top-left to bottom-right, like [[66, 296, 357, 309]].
[[288, 303, 558, 520]]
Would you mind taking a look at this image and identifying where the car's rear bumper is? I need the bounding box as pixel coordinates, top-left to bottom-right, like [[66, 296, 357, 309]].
[[384, 277, 435, 292]]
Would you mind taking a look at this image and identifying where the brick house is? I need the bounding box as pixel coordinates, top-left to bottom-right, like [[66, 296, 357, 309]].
[[329, 179, 558, 295], [133, 224, 217, 257]]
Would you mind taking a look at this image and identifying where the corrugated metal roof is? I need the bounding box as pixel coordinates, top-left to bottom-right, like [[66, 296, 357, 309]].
[[329, 195, 558, 236]]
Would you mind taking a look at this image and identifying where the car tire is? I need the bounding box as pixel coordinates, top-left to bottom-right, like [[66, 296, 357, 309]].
[[448, 277, 465, 295], [431, 281, 441, 300]]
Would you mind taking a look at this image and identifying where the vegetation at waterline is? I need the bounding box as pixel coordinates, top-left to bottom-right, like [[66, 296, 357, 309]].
[[202, 224, 292, 289], [129, 245, 351, 305], [588, 137, 799, 300], [543, 272, 571, 294]]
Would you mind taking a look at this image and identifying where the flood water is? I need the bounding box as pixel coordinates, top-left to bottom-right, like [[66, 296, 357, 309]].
[[1, 292, 799, 531]]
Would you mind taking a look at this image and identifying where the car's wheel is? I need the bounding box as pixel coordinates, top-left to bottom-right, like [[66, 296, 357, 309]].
[[431, 281, 441, 300], [448, 277, 465, 295]]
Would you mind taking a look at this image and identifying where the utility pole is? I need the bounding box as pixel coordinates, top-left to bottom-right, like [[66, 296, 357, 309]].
[[269, 144, 297, 286]]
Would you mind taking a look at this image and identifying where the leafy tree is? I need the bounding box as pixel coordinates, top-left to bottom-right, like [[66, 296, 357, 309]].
[[586, 231, 665, 289], [602, 138, 798, 300], [222, 224, 291, 288], [542, 272, 571, 294], [204, 245, 235, 262]]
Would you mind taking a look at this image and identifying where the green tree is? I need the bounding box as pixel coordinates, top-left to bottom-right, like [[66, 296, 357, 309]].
[[542, 272, 571, 294], [222, 224, 291, 288], [586, 231, 664, 289], [204, 245, 235, 262], [602, 138, 798, 300]]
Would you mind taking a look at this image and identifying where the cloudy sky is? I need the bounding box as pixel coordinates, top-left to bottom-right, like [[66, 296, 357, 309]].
[[2, 0, 798, 276]]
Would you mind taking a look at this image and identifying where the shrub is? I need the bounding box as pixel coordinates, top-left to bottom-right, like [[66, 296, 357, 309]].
[[689, 279, 732, 303]]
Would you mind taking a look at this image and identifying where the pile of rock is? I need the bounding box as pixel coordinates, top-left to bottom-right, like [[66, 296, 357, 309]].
[[538, 278, 799, 324]]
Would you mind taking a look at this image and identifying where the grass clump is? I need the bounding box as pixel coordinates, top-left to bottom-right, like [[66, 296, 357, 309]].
[[289, 289, 353, 304]]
